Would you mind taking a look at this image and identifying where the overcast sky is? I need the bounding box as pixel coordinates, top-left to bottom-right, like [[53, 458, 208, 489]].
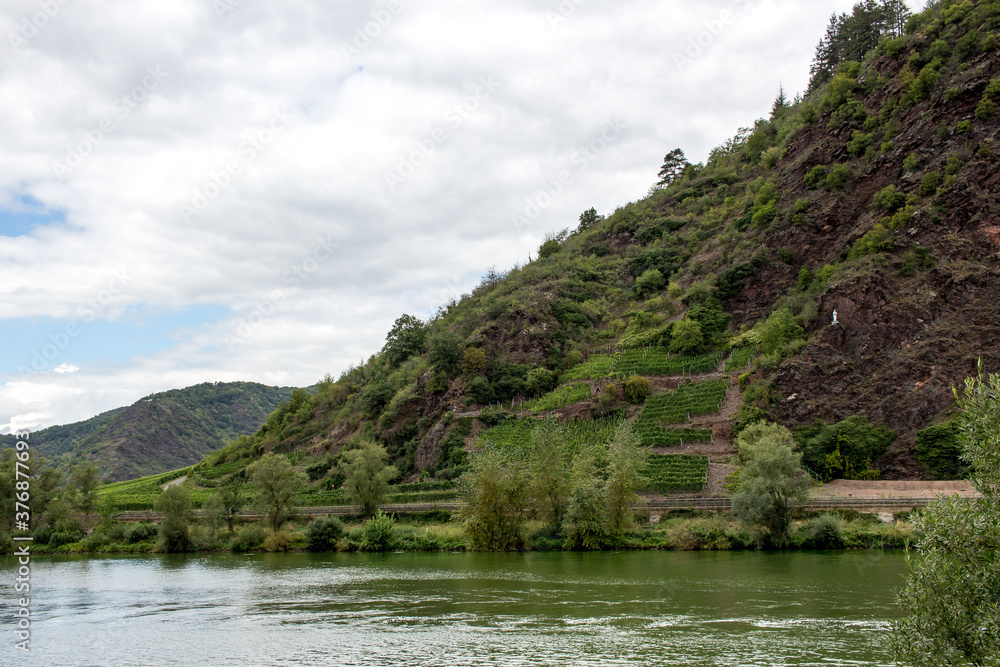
[[0, 0, 921, 433]]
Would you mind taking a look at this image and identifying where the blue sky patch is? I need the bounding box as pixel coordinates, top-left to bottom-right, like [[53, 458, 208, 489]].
[[0, 195, 67, 237], [0, 304, 230, 375]]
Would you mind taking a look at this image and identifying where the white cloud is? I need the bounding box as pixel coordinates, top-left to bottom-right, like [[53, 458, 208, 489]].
[[0, 0, 912, 431]]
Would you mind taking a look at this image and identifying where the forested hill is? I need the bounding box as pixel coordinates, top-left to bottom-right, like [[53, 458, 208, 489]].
[[199, 0, 1000, 487], [1, 382, 296, 481]]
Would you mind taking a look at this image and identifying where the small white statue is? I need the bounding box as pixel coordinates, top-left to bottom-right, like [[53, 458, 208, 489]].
[[832, 309, 839, 325]]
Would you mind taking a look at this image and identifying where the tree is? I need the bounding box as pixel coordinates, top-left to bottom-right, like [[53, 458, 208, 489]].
[[69, 461, 101, 527], [605, 422, 647, 536], [891, 366, 1000, 666], [669, 318, 704, 355], [656, 148, 689, 188], [428, 332, 465, 376], [246, 453, 307, 532], [462, 347, 487, 377], [382, 314, 427, 368], [341, 440, 398, 517], [771, 84, 789, 119], [563, 480, 610, 550], [732, 421, 811, 547], [578, 207, 604, 232], [529, 422, 571, 529], [216, 476, 245, 531], [155, 484, 192, 552], [459, 445, 529, 551]]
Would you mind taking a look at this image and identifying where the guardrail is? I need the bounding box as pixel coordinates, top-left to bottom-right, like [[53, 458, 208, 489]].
[[112, 497, 948, 522]]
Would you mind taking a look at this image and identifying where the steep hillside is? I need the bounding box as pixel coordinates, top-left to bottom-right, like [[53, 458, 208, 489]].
[[195, 0, 1000, 490], [1, 382, 296, 481]]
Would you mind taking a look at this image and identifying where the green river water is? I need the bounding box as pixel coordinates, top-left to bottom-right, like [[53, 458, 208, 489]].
[[0, 550, 908, 666]]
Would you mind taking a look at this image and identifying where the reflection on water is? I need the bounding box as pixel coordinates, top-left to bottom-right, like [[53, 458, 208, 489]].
[[0, 550, 905, 666]]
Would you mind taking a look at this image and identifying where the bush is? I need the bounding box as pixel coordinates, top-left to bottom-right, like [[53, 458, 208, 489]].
[[538, 239, 561, 259], [751, 201, 778, 227], [801, 416, 896, 481], [525, 368, 558, 398], [847, 131, 873, 157], [466, 376, 495, 404], [668, 318, 703, 355], [361, 510, 397, 552], [231, 523, 269, 552], [305, 516, 345, 551], [874, 185, 906, 212], [919, 171, 943, 197], [634, 269, 666, 297], [622, 375, 652, 404], [562, 481, 610, 550], [826, 164, 850, 190], [808, 514, 845, 549], [975, 97, 997, 120], [262, 530, 293, 552], [126, 523, 159, 544], [804, 165, 827, 189], [915, 421, 965, 480], [903, 154, 919, 172]]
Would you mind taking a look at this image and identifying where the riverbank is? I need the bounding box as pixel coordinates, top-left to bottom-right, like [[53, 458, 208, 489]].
[[12, 508, 913, 555]]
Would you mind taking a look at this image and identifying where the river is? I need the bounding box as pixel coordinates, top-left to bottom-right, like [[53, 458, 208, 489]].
[[1, 550, 907, 666]]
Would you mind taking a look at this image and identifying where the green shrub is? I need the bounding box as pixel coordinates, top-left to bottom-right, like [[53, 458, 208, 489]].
[[803, 165, 827, 189], [801, 416, 896, 481], [231, 523, 269, 552], [975, 97, 997, 119], [849, 223, 894, 259], [909, 63, 942, 103], [847, 131, 873, 157], [751, 201, 778, 227], [361, 510, 397, 551], [757, 308, 804, 356], [808, 514, 845, 549], [668, 318, 703, 355], [919, 171, 943, 197], [955, 120, 972, 134], [305, 516, 345, 551], [467, 376, 495, 404], [538, 239, 561, 259], [902, 153, 920, 172], [915, 421, 966, 480], [126, 523, 159, 544], [874, 184, 906, 212], [826, 164, 850, 190], [622, 375, 652, 404], [262, 530, 293, 552], [634, 269, 666, 297], [797, 267, 813, 291], [525, 368, 558, 397]]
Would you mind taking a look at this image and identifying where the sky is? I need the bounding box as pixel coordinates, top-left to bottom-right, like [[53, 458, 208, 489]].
[[0, 0, 921, 433]]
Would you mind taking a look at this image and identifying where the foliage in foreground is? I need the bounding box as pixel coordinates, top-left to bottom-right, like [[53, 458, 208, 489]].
[[892, 367, 1000, 666]]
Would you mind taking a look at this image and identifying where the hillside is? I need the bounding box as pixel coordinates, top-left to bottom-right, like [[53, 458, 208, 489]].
[[152, 1, 1000, 496], [1, 382, 296, 481]]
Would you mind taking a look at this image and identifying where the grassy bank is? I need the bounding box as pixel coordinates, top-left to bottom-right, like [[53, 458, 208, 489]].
[[14, 509, 912, 556]]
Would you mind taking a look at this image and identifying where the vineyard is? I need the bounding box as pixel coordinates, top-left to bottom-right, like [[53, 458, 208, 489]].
[[475, 416, 625, 457], [631, 378, 729, 445], [524, 382, 592, 412], [641, 454, 709, 493], [724, 345, 757, 372], [562, 348, 722, 381], [633, 424, 714, 447]]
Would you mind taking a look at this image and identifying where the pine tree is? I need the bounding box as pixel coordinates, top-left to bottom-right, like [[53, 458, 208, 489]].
[[656, 148, 688, 188]]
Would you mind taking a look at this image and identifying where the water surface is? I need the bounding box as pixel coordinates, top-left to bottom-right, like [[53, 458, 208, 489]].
[[1, 550, 906, 666]]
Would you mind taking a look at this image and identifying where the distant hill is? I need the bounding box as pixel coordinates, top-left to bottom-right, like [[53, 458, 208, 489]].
[[1, 382, 296, 481]]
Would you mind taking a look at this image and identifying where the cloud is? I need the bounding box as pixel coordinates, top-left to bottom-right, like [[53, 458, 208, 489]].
[[0, 0, 905, 432]]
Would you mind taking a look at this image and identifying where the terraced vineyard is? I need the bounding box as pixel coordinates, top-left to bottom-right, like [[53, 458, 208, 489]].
[[642, 454, 709, 493], [524, 382, 592, 412], [476, 416, 625, 456], [724, 345, 757, 372], [562, 348, 722, 381], [632, 379, 729, 446], [633, 425, 714, 448]]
